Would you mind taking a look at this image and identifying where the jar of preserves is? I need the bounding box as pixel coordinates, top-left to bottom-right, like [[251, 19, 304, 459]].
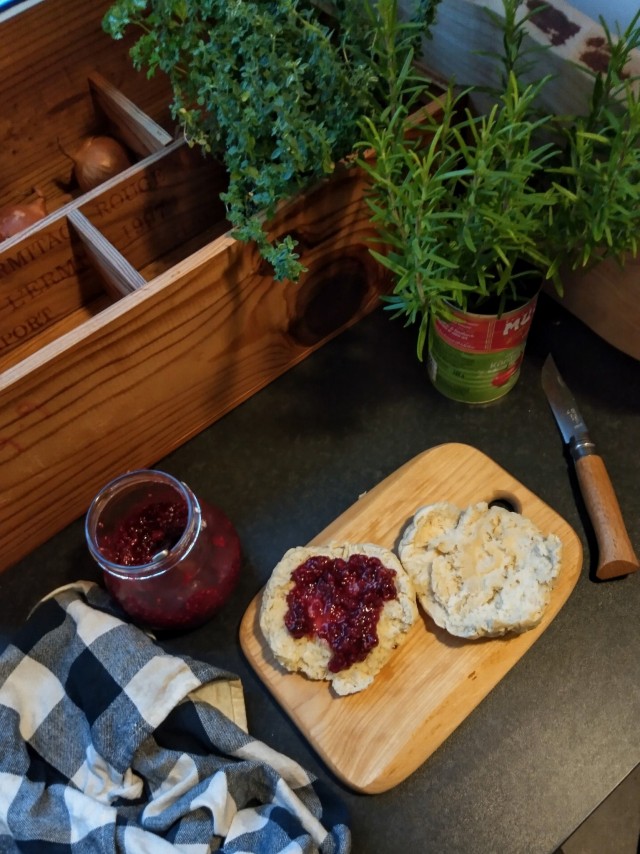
[[85, 469, 241, 631]]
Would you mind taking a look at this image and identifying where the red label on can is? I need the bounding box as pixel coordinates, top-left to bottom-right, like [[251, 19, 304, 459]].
[[434, 295, 538, 353]]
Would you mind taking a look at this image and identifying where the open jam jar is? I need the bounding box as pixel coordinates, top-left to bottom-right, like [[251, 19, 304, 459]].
[[85, 470, 241, 631]]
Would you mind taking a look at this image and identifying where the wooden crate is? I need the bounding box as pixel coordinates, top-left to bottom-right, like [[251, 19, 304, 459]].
[[0, 0, 394, 572], [546, 260, 640, 361]]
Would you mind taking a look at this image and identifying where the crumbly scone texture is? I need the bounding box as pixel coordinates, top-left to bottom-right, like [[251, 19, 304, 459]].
[[259, 542, 418, 695], [398, 501, 562, 639]]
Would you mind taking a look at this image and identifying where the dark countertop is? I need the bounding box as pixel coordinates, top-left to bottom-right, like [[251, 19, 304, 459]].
[[1, 293, 638, 854]]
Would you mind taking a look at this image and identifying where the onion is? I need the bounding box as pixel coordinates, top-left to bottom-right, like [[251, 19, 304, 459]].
[[0, 190, 47, 241], [62, 135, 132, 192]]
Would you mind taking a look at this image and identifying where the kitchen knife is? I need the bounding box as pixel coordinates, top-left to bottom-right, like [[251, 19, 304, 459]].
[[541, 354, 639, 580]]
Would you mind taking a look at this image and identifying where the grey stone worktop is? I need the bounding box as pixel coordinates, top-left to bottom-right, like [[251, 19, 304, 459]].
[[1, 293, 638, 854]]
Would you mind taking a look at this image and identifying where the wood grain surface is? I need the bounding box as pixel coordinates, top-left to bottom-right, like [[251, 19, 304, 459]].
[[575, 454, 639, 580], [547, 259, 640, 361], [239, 443, 583, 793], [0, 153, 389, 573], [0, 0, 172, 212]]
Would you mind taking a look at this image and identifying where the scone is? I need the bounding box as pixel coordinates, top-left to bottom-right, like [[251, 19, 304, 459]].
[[398, 501, 562, 638], [260, 543, 418, 695]]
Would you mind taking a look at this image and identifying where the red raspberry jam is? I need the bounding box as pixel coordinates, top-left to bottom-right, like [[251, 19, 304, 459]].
[[87, 472, 241, 632], [98, 499, 189, 566], [284, 553, 398, 673]]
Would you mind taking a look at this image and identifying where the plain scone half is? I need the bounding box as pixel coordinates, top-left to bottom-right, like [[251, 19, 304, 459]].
[[398, 501, 562, 639], [259, 542, 418, 695]]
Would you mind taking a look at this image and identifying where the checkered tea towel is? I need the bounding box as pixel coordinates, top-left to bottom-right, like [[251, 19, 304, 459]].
[[0, 581, 350, 853]]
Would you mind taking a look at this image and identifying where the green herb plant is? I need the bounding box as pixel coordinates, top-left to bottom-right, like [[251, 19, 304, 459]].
[[549, 9, 640, 268], [359, 0, 640, 359], [103, 0, 439, 281]]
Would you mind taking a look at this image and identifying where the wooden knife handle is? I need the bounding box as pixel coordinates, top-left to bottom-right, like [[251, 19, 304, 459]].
[[575, 454, 639, 580]]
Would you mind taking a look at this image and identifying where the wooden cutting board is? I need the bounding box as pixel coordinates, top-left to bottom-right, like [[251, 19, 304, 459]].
[[239, 443, 582, 793]]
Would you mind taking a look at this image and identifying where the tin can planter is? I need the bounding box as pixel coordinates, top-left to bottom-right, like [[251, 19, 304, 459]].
[[426, 292, 539, 404]]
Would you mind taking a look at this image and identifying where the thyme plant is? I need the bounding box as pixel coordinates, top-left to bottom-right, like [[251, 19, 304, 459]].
[[103, 0, 439, 281]]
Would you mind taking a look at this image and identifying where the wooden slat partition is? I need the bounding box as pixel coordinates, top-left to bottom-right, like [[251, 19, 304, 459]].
[[89, 72, 174, 157], [67, 210, 146, 298]]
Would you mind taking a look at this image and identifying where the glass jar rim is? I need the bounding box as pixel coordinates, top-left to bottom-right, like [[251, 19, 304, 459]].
[[85, 469, 201, 578]]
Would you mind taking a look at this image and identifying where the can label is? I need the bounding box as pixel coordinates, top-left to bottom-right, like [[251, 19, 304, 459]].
[[427, 296, 538, 404]]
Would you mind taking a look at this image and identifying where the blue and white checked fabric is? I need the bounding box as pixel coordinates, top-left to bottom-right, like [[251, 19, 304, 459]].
[[0, 582, 350, 853]]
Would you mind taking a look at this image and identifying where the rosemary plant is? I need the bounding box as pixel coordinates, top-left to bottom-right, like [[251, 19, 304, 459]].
[[549, 8, 640, 268], [359, 0, 640, 359]]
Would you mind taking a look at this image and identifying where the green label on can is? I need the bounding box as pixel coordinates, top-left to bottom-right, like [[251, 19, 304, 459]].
[[427, 313, 530, 404]]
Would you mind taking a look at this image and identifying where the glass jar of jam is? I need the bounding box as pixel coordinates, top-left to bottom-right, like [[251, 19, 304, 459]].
[[85, 470, 241, 631]]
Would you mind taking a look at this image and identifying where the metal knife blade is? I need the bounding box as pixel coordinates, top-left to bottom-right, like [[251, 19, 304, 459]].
[[542, 354, 639, 580], [541, 356, 594, 455]]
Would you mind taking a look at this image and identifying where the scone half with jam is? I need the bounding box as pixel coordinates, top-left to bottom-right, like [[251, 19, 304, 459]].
[[259, 543, 418, 695], [398, 501, 562, 639]]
